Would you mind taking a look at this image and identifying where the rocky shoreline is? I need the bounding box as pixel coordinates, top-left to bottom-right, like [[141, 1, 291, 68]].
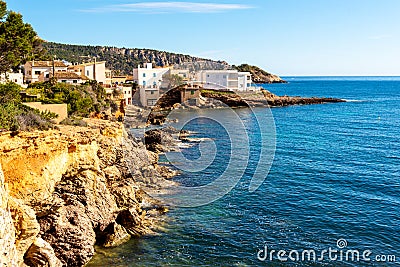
[[201, 89, 345, 108], [0, 88, 345, 266], [0, 119, 173, 266]]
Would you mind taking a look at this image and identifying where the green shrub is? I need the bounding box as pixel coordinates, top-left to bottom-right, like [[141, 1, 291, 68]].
[[16, 111, 53, 131], [0, 83, 57, 131], [60, 118, 88, 127], [0, 102, 20, 131], [0, 82, 21, 105]]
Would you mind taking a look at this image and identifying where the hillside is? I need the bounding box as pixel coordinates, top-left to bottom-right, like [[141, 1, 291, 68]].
[[43, 42, 285, 83], [43, 42, 229, 75], [233, 64, 286, 84]]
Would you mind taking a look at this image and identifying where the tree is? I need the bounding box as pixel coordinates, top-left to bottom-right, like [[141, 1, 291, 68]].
[[162, 73, 184, 89], [0, 1, 43, 74]]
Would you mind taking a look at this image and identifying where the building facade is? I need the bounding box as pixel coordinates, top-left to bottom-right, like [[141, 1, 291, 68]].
[[24, 61, 68, 83], [50, 72, 89, 84], [0, 71, 24, 86], [139, 87, 159, 107], [133, 63, 170, 89], [67, 61, 110, 85], [196, 70, 252, 91]]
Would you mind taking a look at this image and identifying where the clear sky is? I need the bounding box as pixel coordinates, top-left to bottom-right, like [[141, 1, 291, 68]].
[[6, 0, 400, 76]]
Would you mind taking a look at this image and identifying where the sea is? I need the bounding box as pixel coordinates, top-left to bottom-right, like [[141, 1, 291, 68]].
[[89, 77, 400, 266]]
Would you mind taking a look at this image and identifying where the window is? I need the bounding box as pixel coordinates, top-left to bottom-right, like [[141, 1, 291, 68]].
[[223, 75, 226, 78], [191, 90, 195, 95], [35, 71, 41, 75], [45, 74, 49, 78], [207, 75, 210, 78], [86, 70, 89, 76], [247, 83, 251, 87], [28, 71, 31, 75], [73, 80, 78, 84], [147, 99, 157, 106], [183, 74, 187, 78], [143, 81, 146, 87], [143, 73, 146, 77], [61, 80, 67, 83], [153, 73, 156, 77], [150, 91, 154, 95]]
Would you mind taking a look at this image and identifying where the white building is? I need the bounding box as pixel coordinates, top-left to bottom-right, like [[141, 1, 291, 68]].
[[67, 61, 110, 86], [133, 63, 170, 89], [196, 70, 252, 91], [238, 72, 253, 91], [0, 71, 24, 86], [122, 86, 134, 105], [24, 61, 68, 83]]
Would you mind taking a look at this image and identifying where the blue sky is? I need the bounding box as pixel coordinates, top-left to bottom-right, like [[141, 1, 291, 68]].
[[6, 0, 400, 76]]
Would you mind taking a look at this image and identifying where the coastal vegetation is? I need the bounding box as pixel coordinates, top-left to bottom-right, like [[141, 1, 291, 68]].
[[0, 80, 114, 131], [27, 81, 110, 117], [0, 0, 46, 74], [0, 83, 57, 131]]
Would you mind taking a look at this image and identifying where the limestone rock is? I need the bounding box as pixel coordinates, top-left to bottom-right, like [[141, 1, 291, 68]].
[[24, 237, 62, 267], [99, 222, 131, 248], [0, 164, 19, 266], [116, 208, 148, 237], [0, 120, 170, 266], [9, 197, 40, 266], [39, 201, 96, 267]]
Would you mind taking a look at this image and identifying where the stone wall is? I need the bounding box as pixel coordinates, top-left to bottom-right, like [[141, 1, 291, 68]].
[[23, 102, 68, 123]]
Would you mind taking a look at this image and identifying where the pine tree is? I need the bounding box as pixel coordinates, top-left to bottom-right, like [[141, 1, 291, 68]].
[[0, 1, 43, 73]]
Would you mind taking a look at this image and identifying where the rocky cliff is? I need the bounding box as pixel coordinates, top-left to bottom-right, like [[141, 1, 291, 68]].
[[0, 119, 170, 266], [43, 42, 229, 75], [233, 64, 286, 84], [0, 163, 19, 266]]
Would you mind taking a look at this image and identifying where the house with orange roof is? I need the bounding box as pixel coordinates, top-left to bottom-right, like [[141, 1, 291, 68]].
[[24, 60, 68, 83]]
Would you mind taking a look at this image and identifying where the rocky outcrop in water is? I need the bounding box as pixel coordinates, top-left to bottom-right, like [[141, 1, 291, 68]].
[[233, 64, 286, 84], [0, 119, 171, 266]]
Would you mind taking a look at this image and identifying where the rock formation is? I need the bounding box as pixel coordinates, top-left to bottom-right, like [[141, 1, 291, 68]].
[[0, 163, 19, 266], [233, 64, 286, 84], [0, 119, 171, 266]]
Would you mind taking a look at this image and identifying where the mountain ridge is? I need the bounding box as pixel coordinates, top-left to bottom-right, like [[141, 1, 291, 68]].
[[43, 42, 285, 83]]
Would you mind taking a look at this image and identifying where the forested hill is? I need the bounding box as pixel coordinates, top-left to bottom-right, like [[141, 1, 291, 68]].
[[43, 42, 285, 83], [43, 42, 229, 75]]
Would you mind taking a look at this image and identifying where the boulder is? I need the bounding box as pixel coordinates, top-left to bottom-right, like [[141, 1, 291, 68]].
[[39, 201, 96, 267], [24, 237, 62, 267], [99, 222, 131, 248]]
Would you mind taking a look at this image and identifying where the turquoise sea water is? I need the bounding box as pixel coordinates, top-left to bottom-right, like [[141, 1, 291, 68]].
[[90, 77, 400, 266]]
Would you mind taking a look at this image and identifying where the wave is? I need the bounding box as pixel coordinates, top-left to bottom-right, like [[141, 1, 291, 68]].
[[342, 99, 367, 102]]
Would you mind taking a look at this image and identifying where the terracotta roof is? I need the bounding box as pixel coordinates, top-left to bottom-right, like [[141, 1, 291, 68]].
[[30, 61, 67, 68], [51, 72, 89, 80], [77, 61, 106, 66]]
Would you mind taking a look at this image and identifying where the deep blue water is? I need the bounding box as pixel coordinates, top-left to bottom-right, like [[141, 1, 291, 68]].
[[89, 77, 400, 266]]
